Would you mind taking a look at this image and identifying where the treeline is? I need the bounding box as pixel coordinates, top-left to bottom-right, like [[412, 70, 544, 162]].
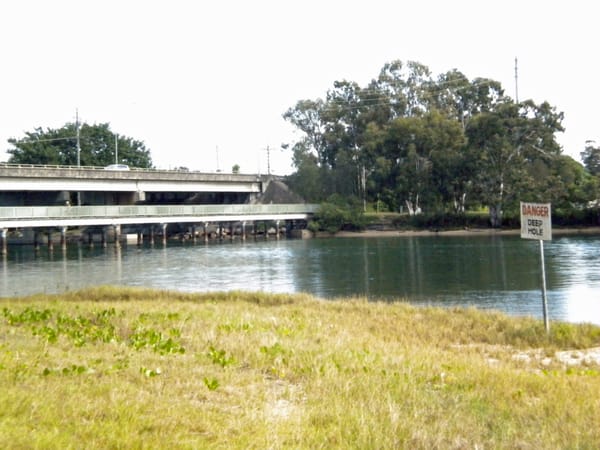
[[283, 60, 600, 227]]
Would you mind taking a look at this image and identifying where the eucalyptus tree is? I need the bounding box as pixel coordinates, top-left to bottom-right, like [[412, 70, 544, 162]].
[[465, 100, 564, 226], [7, 122, 153, 168], [581, 140, 600, 176], [429, 70, 505, 130]]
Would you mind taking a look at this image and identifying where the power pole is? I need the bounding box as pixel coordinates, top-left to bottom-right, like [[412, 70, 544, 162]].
[[514, 57, 519, 103], [266, 145, 271, 175], [76, 109, 81, 167], [115, 133, 118, 164], [76, 109, 81, 206]]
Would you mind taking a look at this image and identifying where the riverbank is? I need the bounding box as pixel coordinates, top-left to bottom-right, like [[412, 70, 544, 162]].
[[329, 226, 600, 238], [1, 287, 599, 448]]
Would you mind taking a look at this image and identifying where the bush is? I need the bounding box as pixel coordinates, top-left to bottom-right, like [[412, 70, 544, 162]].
[[310, 197, 367, 233]]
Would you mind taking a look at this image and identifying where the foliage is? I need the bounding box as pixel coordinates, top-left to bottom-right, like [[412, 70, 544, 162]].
[[309, 195, 367, 232], [284, 59, 595, 227], [1, 288, 600, 448], [581, 140, 600, 176], [6, 122, 153, 168]]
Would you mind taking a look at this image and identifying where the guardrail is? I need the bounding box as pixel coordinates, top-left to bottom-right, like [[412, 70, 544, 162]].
[[0, 162, 266, 176], [0, 204, 319, 222]]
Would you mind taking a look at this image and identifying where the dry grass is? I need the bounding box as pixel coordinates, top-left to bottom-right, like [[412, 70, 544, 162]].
[[1, 286, 599, 449]]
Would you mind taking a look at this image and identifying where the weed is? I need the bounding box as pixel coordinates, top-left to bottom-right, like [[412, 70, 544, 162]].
[[203, 377, 219, 391], [207, 345, 235, 367]]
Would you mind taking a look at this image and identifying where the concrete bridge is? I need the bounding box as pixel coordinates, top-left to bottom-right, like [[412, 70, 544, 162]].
[[0, 164, 317, 252], [0, 163, 265, 206]]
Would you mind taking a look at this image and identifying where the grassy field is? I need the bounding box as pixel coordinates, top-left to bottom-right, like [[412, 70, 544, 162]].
[[1, 287, 599, 449]]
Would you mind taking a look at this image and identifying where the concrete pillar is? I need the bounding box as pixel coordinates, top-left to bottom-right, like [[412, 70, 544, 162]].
[[47, 231, 54, 251], [34, 231, 40, 251], [191, 225, 197, 243], [60, 227, 67, 249], [264, 221, 269, 240], [241, 221, 247, 241], [275, 220, 280, 240], [1, 228, 7, 255], [114, 224, 121, 248], [88, 231, 94, 248], [218, 222, 224, 241], [203, 222, 209, 243], [137, 232, 143, 246], [149, 226, 155, 245], [161, 223, 167, 245], [101, 228, 107, 248], [229, 223, 234, 241]]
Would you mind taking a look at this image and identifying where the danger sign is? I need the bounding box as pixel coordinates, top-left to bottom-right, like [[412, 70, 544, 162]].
[[520, 202, 552, 241]]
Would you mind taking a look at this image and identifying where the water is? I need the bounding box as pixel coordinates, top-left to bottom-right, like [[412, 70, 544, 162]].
[[1, 234, 599, 325]]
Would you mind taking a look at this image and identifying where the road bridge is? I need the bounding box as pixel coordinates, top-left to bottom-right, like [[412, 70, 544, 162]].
[[0, 164, 315, 251], [0, 204, 318, 252], [0, 164, 265, 206]]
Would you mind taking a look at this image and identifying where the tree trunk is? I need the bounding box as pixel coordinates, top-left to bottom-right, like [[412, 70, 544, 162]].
[[489, 204, 502, 228]]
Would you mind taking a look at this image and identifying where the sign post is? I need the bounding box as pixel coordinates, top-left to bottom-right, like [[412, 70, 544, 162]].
[[520, 202, 552, 333]]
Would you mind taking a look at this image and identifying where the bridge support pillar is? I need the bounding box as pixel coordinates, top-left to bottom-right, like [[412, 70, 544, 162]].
[[229, 223, 234, 241], [101, 229, 107, 248], [275, 220, 280, 240], [113, 225, 121, 248], [149, 226, 155, 246], [60, 227, 67, 249], [161, 224, 167, 245], [137, 232, 143, 246], [33, 231, 41, 252], [264, 221, 269, 240], [203, 222, 209, 243], [191, 225, 197, 243], [241, 222, 247, 241], [1, 228, 7, 255], [47, 230, 54, 251]]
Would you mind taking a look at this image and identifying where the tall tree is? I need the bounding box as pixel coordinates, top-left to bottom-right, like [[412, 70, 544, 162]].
[[581, 140, 600, 176], [466, 100, 564, 226], [7, 122, 153, 168]]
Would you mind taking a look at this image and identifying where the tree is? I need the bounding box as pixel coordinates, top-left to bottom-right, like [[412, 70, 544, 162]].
[[466, 100, 564, 226], [581, 141, 600, 176], [7, 122, 153, 168]]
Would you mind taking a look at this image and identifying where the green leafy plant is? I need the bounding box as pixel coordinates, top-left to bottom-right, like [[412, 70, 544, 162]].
[[207, 345, 235, 367], [203, 377, 219, 391]]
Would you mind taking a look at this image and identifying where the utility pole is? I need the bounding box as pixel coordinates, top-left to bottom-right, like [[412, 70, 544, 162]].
[[514, 57, 519, 103], [76, 109, 81, 167], [76, 109, 81, 206], [266, 145, 271, 175], [115, 133, 118, 164]]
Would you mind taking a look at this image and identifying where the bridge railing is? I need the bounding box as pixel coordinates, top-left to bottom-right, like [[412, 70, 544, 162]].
[[0, 204, 320, 221]]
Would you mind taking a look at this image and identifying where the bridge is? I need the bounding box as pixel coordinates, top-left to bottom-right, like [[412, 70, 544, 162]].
[[0, 164, 317, 252], [0, 163, 265, 206]]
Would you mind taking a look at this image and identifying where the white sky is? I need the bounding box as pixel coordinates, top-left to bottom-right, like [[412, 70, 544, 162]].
[[1, 1, 597, 175]]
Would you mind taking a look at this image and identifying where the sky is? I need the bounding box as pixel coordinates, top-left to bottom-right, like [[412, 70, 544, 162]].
[[1, 1, 598, 175]]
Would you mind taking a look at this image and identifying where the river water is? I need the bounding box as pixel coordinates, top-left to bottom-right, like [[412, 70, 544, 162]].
[[1, 234, 599, 325]]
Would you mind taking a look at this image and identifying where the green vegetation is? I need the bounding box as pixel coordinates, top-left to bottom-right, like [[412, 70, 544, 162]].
[[7, 122, 153, 168], [1, 287, 599, 448], [284, 60, 600, 227]]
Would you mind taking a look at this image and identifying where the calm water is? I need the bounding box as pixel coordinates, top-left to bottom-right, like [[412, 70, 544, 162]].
[[1, 234, 599, 324]]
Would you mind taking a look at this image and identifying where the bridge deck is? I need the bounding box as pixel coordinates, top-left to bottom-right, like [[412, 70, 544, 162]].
[[0, 204, 318, 228]]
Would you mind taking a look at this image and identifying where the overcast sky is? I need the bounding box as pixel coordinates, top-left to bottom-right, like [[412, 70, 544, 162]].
[[1, 1, 597, 175]]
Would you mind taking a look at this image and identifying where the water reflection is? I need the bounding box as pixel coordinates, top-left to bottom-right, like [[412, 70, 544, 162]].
[[0, 235, 599, 325]]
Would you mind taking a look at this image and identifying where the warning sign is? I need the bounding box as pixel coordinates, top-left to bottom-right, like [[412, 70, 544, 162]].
[[520, 202, 552, 241]]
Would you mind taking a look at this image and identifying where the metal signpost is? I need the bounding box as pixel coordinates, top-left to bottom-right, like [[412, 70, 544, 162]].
[[520, 202, 552, 333]]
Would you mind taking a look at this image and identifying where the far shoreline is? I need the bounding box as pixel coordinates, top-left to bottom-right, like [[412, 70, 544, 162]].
[[325, 226, 600, 238]]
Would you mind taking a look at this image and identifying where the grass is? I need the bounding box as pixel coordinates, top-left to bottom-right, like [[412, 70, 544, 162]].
[[1, 286, 599, 449]]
